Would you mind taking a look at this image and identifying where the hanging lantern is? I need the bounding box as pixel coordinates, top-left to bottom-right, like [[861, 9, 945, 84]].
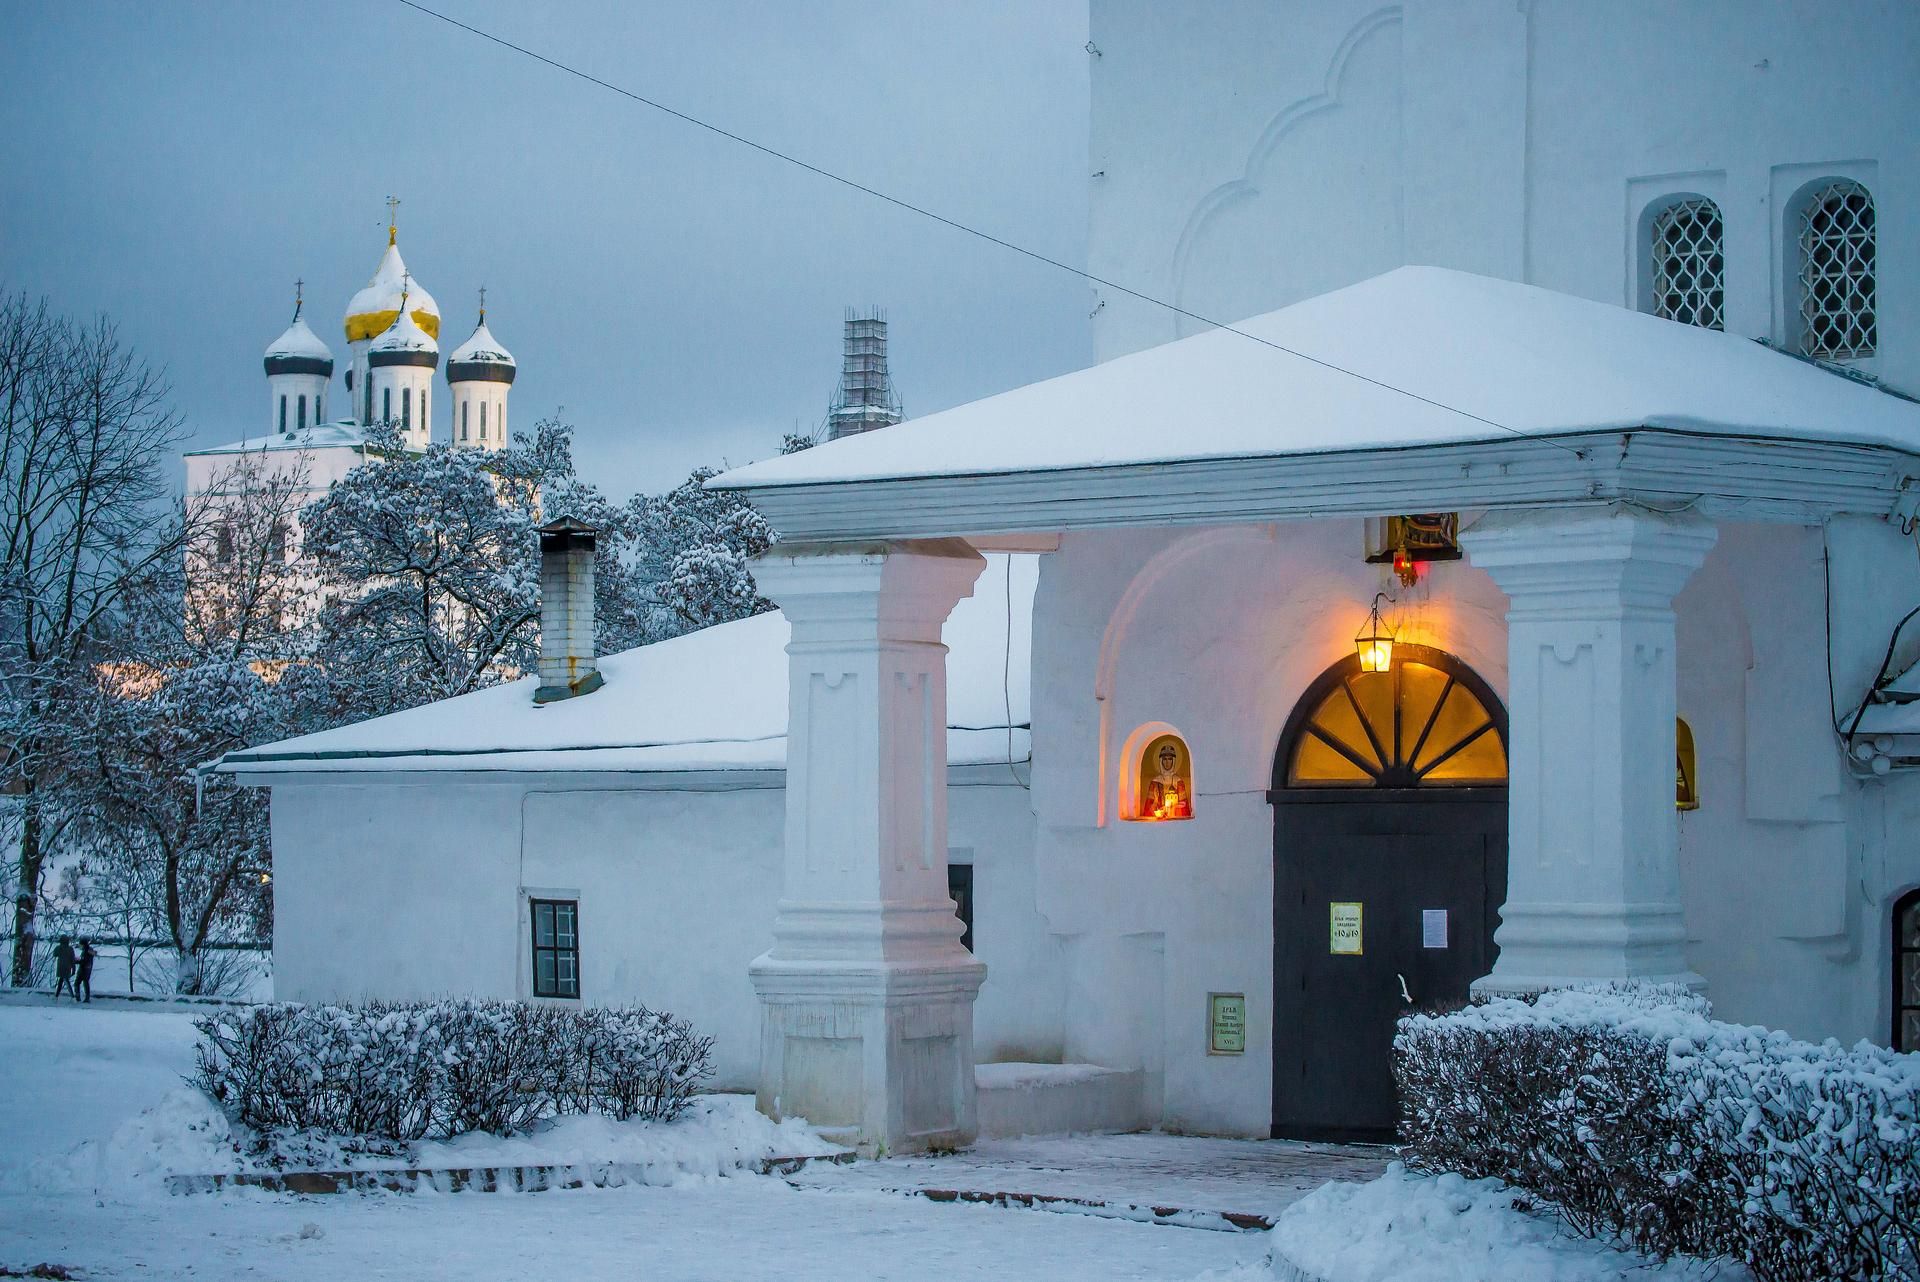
[[1355, 592, 1396, 672]]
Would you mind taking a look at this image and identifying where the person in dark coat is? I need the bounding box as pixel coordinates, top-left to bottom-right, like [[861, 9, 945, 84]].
[[73, 939, 95, 1003], [51, 937, 75, 999]]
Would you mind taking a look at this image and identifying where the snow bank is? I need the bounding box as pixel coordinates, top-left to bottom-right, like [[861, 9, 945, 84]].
[[1270, 1164, 1750, 1282]]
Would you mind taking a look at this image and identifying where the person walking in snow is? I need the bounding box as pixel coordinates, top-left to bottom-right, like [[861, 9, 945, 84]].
[[73, 939, 95, 1004], [51, 936, 75, 999]]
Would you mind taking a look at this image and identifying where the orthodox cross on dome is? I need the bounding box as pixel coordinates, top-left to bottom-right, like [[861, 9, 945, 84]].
[[399, 271, 411, 308], [477, 285, 486, 323], [386, 195, 401, 246], [292, 278, 304, 321]]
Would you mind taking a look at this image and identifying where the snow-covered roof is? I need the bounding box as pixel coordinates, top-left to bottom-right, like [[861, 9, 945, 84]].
[[713, 267, 1920, 492], [370, 302, 437, 355], [216, 553, 1037, 777], [264, 316, 332, 364], [344, 241, 440, 342], [184, 421, 370, 458], [448, 319, 514, 367]]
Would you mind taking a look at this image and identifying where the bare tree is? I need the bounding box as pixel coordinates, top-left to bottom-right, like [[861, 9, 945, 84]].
[[0, 290, 188, 985]]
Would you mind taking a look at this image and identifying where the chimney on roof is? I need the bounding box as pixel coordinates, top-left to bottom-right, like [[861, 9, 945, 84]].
[[534, 516, 603, 704]]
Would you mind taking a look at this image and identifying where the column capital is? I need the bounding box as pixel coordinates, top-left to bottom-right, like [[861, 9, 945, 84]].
[[1461, 505, 1717, 615], [753, 538, 987, 641]]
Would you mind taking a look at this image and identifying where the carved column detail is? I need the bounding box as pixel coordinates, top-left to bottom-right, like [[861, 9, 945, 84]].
[[748, 539, 988, 1154], [1462, 507, 1717, 994]]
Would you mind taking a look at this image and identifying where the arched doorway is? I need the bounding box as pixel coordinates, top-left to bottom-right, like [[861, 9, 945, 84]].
[[1268, 645, 1509, 1142]]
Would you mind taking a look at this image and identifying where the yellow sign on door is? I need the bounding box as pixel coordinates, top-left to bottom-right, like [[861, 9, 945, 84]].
[[1330, 901, 1363, 955]]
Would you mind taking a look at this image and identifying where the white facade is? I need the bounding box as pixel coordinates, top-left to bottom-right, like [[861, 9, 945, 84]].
[[1088, 0, 1918, 391], [237, 3, 1920, 1152]]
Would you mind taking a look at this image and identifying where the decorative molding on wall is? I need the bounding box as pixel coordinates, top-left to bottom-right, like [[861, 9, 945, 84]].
[[1169, 6, 1404, 337]]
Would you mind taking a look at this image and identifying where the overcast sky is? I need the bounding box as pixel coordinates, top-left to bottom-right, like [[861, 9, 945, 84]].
[[1, 0, 1091, 496]]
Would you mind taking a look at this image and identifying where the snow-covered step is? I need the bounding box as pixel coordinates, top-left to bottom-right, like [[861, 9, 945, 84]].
[[974, 1062, 1145, 1139]]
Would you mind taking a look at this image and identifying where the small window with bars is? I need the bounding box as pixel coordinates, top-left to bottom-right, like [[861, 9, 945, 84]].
[[1650, 198, 1725, 330], [530, 898, 580, 999], [1798, 180, 1876, 359]]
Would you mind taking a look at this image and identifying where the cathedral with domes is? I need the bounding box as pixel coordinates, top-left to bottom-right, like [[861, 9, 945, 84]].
[[183, 211, 519, 621], [190, 209, 515, 477]]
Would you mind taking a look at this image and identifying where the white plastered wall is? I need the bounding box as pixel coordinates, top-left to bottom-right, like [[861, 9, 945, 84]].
[[1089, 0, 1920, 389], [268, 774, 1048, 1091], [1026, 516, 1920, 1135]]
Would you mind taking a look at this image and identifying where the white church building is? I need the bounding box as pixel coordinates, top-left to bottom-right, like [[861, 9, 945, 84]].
[[220, 2, 1920, 1154], [183, 215, 518, 619]]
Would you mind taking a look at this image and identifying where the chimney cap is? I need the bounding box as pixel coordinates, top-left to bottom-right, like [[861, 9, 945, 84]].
[[538, 514, 597, 551]]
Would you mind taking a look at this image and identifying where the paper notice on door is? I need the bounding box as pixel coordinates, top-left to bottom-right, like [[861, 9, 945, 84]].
[[1330, 902, 1363, 955], [1422, 909, 1448, 949]]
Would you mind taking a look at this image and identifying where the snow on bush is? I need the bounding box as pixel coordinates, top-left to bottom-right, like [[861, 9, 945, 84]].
[[1271, 1162, 1751, 1282], [1394, 983, 1920, 1282], [192, 1000, 714, 1148]]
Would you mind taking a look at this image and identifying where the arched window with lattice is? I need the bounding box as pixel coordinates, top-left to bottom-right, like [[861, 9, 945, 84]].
[[1650, 198, 1725, 330], [1797, 180, 1876, 359]]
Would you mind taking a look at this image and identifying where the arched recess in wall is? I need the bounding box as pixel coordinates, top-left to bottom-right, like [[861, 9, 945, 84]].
[[1169, 6, 1404, 338], [1636, 193, 1725, 331], [1093, 525, 1278, 826], [1784, 176, 1877, 362], [1119, 722, 1195, 822]]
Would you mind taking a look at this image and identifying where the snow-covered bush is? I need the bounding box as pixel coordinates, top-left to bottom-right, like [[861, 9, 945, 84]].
[[1395, 984, 1920, 1282], [192, 999, 713, 1148]]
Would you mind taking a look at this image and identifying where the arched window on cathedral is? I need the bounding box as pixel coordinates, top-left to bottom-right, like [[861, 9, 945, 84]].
[[402, 387, 412, 429], [480, 401, 488, 440], [316, 394, 323, 422], [382, 388, 391, 423], [461, 401, 469, 441], [1796, 180, 1876, 359], [297, 394, 306, 431], [278, 395, 286, 433], [1650, 198, 1724, 330]]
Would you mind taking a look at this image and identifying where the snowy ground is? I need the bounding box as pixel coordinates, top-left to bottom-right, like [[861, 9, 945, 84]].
[[0, 996, 1269, 1280]]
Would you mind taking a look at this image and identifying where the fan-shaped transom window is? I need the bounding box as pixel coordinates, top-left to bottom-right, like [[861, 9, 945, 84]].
[[1798, 180, 1876, 359], [1285, 651, 1506, 789], [1651, 198, 1725, 330]]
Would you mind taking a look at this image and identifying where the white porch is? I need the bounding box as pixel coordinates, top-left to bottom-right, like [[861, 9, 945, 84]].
[[720, 269, 1920, 1153]]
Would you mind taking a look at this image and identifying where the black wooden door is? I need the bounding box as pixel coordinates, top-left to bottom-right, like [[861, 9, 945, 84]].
[[1272, 796, 1504, 1141]]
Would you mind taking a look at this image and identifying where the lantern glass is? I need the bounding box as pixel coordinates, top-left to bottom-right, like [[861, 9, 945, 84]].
[[1354, 593, 1396, 672]]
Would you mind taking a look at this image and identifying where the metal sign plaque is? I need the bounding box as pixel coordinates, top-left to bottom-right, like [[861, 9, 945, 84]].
[[1422, 908, 1449, 949], [1208, 992, 1246, 1055], [1330, 902, 1363, 955]]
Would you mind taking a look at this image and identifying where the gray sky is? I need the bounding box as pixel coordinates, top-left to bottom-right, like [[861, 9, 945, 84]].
[[1, 0, 1091, 495]]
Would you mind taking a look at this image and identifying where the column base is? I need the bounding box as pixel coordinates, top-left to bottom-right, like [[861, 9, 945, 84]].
[[751, 956, 986, 1156], [1474, 900, 1705, 997]]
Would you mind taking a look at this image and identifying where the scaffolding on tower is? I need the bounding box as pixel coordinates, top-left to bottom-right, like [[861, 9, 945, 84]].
[[825, 309, 904, 441]]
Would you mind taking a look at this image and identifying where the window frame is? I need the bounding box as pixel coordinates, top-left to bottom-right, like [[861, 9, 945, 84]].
[[1895, 889, 1920, 1052], [528, 896, 581, 1000], [1791, 177, 1878, 361], [1647, 196, 1726, 331]]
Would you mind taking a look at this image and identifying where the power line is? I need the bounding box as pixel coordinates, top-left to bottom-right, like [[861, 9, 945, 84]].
[[395, 0, 1584, 458]]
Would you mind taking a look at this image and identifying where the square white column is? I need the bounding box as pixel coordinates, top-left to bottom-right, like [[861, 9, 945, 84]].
[[1461, 507, 1717, 994], [749, 538, 988, 1154]]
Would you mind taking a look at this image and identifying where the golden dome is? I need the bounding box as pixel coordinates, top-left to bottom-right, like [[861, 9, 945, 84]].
[[343, 232, 440, 343]]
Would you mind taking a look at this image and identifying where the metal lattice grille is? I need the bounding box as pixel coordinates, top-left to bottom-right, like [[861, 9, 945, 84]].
[[1798, 181, 1877, 359], [1650, 199, 1725, 330]]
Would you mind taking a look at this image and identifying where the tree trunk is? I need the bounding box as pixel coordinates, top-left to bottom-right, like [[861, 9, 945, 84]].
[[9, 788, 43, 987]]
